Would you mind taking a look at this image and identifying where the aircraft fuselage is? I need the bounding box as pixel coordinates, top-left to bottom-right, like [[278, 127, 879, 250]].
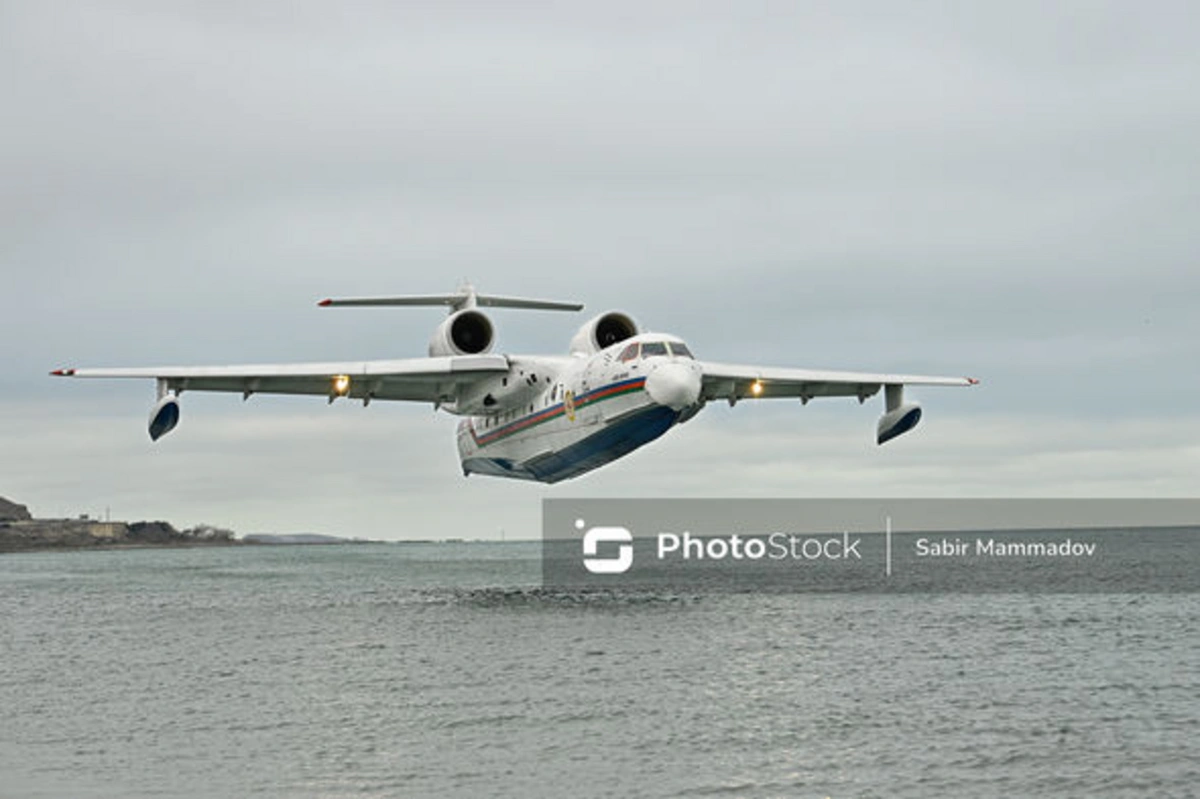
[[456, 333, 702, 483]]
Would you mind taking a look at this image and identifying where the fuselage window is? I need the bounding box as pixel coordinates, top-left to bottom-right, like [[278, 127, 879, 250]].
[[618, 342, 640, 362], [642, 341, 668, 358]]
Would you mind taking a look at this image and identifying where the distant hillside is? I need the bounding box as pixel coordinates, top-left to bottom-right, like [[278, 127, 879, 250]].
[[0, 497, 32, 522], [242, 533, 371, 545], [0, 495, 238, 553]]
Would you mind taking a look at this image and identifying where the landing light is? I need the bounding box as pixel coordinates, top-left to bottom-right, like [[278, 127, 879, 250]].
[[332, 374, 352, 396], [751, 380, 763, 397]]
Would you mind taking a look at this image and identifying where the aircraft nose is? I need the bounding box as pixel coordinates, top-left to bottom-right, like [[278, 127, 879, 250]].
[[645, 362, 701, 411]]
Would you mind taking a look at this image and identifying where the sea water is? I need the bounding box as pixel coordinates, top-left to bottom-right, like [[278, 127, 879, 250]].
[[1, 542, 1197, 798]]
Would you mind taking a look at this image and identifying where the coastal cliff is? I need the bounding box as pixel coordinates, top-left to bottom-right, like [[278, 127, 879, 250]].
[[0, 495, 237, 553], [0, 497, 32, 522]]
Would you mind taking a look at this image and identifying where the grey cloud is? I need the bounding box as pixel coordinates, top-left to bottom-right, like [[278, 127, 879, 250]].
[[4, 2, 1198, 537]]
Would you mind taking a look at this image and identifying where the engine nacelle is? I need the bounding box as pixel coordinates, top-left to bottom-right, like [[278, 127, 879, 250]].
[[148, 395, 180, 441], [568, 311, 639, 356], [428, 309, 495, 357]]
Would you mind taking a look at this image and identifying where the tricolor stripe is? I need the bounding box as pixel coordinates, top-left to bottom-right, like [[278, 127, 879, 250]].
[[471, 376, 646, 447]]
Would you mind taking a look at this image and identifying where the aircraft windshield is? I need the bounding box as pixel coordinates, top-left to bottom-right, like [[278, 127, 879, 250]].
[[621, 340, 694, 360], [668, 342, 693, 359]]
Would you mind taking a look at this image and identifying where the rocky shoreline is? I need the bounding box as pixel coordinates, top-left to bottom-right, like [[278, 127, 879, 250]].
[[1, 496, 239, 553]]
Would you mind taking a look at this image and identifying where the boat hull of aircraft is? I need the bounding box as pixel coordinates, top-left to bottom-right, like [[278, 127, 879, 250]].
[[457, 377, 681, 483]]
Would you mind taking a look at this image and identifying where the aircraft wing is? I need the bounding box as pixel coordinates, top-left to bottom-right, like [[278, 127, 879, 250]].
[[698, 361, 977, 403], [51, 355, 511, 403], [697, 360, 977, 444]]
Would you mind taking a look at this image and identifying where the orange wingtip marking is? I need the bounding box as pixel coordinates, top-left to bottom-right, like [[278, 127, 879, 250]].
[[967, 377, 980, 385], [51, 368, 76, 376], [317, 298, 333, 307]]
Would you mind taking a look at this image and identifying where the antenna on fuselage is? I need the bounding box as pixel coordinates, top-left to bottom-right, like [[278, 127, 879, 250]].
[[317, 283, 583, 314]]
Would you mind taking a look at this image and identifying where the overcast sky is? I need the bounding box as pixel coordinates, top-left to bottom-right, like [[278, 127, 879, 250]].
[[3, 2, 1198, 539]]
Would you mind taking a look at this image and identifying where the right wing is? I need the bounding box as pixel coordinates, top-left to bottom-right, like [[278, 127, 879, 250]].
[[51, 354, 511, 404]]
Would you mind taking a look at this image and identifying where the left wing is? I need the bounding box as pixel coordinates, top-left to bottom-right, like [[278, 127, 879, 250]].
[[697, 361, 978, 444], [699, 361, 977, 402]]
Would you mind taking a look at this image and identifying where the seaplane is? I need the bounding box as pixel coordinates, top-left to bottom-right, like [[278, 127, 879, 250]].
[[52, 285, 977, 483]]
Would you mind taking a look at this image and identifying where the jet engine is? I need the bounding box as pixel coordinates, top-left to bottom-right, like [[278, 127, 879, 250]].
[[568, 312, 639, 356], [428, 309, 495, 357]]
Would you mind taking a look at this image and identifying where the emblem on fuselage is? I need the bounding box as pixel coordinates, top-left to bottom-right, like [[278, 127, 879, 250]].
[[563, 389, 576, 422]]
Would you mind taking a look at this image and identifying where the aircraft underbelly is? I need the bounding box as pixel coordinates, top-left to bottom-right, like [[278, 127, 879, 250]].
[[458, 384, 678, 483]]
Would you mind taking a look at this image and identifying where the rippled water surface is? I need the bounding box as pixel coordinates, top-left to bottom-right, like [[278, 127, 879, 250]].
[[2, 543, 1197, 798]]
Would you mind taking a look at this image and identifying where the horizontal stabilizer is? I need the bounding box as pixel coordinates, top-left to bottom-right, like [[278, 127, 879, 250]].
[[318, 284, 582, 313]]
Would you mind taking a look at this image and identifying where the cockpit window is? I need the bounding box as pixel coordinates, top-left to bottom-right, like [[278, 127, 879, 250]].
[[667, 342, 693, 359], [618, 342, 640, 362], [641, 341, 669, 358]]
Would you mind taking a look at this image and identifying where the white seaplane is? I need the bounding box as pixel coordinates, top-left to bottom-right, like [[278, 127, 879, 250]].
[[52, 285, 977, 483]]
